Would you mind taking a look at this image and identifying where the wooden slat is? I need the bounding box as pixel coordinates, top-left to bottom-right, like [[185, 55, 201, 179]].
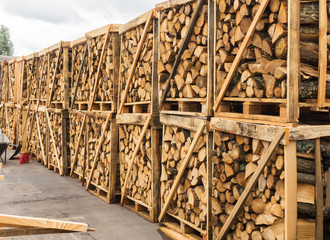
[[118, 12, 153, 114], [120, 115, 152, 205], [159, 0, 204, 106], [317, 0, 327, 107], [286, 0, 300, 122], [45, 110, 63, 176], [285, 141, 297, 240], [217, 129, 284, 239], [0, 227, 72, 237], [71, 43, 88, 108], [315, 138, 323, 240], [0, 214, 88, 232], [158, 122, 206, 222], [47, 42, 63, 107], [85, 113, 111, 190], [213, 0, 270, 112]]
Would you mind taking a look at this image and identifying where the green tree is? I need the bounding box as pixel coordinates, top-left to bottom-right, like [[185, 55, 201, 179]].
[[0, 25, 14, 56]]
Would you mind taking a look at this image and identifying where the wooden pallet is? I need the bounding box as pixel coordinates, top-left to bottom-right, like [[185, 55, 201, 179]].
[[122, 197, 153, 222], [122, 102, 151, 114]]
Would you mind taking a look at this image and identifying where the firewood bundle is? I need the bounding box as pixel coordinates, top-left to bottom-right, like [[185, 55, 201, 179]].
[[49, 49, 64, 102], [6, 107, 16, 143], [8, 62, 15, 102], [0, 64, 9, 102], [161, 125, 208, 230], [158, 1, 208, 99], [39, 55, 49, 103], [0, 108, 5, 133], [212, 131, 285, 239], [36, 112, 47, 163], [26, 57, 39, 102], [69, 113, 86, 176], [48, 112, 63, 167], [85, 116, 112, 189], [119, 124, 153, 206], [27, 114, 39, 159], [72, 43, 89, 102], [215, 0, 329, 100], [120, 23, 153, 103], [88, 34, 116, 102]]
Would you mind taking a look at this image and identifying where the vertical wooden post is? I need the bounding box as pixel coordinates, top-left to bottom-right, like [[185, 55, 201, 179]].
[[61, 110, 69, 175], [151, 126, 161, 222], [63, 48, 70, 110], [45, 112, 50, 167], [206, 0, 215, 117], [206, 130, 213, 240], [108, 118, 119, 203], [286, 0, 300, 122], [317, 0, 327, 107], [315, 138, 323, 240], [326, 168, 330, 208], [284, 140, 297, 240], [112, 33, 120, 113], [151, 18, 159, 116]]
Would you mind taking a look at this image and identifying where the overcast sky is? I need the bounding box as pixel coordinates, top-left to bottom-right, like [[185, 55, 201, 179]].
[[0, 0, 162, 56]]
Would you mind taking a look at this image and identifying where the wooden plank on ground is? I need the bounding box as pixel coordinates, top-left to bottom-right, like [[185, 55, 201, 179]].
[[213, 0, 270, 112], [158, 122, 206, 222], [217, 129, 284, 239], [0, 214, 88, 232]]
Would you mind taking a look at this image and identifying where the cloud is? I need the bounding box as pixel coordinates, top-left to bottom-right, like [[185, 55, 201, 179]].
[[1, 0, 83, 24]]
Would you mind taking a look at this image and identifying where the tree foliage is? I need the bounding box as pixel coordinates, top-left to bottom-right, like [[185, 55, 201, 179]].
[[0, 25, 14, 56]]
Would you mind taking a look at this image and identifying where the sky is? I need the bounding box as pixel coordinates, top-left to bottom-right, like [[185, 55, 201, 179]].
[[0, 0, 162, 56]]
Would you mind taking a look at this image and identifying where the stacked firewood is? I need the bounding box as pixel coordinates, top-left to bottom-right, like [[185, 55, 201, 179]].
[[160, 125, 208, 230], [47, 111, 63, 167], [72, 43, 89, 102], [0, 64, 9, 102], [119, 124, 153, 206], [88, 34, 116, 102], [85, 116, 112, 189], [120, 23, 153, 103], [8, 62, 15, 102], [0, 108, 5, 133], [158, 1, 208, 99], [27, 113, 39, 160], [26, 57, 39, 102], [49, 49, 64, 102], [215, 0, 329, 99], [36, 112, 47, 163], [212, 131, 286, 239], [39, 55, 48, 103], [6, 107, 16, 143], [69, 112, 86, 175]]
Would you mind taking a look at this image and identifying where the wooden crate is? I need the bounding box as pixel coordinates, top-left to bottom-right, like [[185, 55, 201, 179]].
[[70, 24, 120, 112], [212, 0, 330, 124], [25, 53, 40, 105], [1, 103, 18, 145], [158, 114, 211, 239], [36, 49, 50, 106], [39, 41, 71, 109], [0, 62, 9, 103], [209, 118, 330, 240], [156, 0, 214, 117], [117, 113, 161, 222], [118, 10, 159, 115], [1, 59, 17, 104], [45, 108, 70, 175], [69, 109, 119, 203]]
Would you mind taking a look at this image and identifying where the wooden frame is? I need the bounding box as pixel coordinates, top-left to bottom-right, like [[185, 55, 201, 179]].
[[70, 24, 120, 112], [157, 0, 214, 117], [68, 109, 119, 204], [158, 114, 211, 239], [118, 9, 159, 115], [117, 113, 161, 222]]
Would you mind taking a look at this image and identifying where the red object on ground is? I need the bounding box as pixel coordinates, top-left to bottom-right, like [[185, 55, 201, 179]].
[[19, 153, 30, 164]]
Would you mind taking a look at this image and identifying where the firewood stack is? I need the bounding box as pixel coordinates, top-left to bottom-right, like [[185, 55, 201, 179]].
[[49, 48, 64, 103], [0, 63, 9, 103], [212, 131, 285, 239], [36, 111, 47, 163], [47, 111, 64, 169], [160, 124, 208, 231], [119, 17, 154, 105], [39, 54, 49, 104], [119, 124, 153, 206], [158, 1, 209, 101], [26, 55, 39, 103], [215, 0, 330, 100], [8, 61, 16, 103]]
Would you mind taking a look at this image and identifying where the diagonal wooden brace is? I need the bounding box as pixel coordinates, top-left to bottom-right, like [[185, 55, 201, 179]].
[[158, 122, 206, 222], [85, 113, 112, 190], [36, 114, 47, 166], [118, 12, 154, 114], [120, 115, 152, 205], [217, 129, 284, 240], [45, 110, 63, 176], [213, 0, 270, 112]]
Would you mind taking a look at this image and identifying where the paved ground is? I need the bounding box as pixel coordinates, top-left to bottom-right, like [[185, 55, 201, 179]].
[[0, 150, 165, 240]]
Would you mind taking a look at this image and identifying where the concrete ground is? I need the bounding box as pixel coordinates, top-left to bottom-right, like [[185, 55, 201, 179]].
[[0, 150, 165, 240]]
